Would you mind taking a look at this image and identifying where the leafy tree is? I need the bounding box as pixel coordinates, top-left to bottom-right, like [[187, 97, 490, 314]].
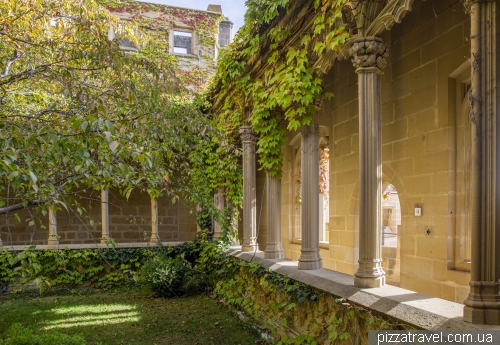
[[0, 0, 241, 223]]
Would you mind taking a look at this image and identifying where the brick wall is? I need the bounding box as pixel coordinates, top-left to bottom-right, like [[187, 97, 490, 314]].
[[0, 189, 197, 246]]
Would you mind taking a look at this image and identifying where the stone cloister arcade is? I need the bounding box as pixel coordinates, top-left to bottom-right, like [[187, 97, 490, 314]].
[[230, 0, 500, 325]]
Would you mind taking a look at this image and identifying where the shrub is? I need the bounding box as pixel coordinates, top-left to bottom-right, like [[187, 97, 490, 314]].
[[0, 323, 87, 345], [140, 255, 190, 297]]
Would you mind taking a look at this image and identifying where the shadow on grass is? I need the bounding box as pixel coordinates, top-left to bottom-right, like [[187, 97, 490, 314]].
[[0, 290, 265, 345]]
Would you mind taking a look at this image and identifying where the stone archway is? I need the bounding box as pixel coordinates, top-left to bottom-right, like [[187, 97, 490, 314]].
[[381, 182, 401, 286], [349, 164, 408, 286]]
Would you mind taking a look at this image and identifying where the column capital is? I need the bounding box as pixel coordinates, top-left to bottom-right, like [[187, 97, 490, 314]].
[[349, 37, 388, 74], [239, 125, 257, 144]]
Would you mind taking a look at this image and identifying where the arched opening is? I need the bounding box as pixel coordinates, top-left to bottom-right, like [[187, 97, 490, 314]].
[[288, 129, 330, 244], [292, 141, 302, 241], [319, 138, 330, 243], [381, 182, 401, 285], [451, 62, 472, 272]]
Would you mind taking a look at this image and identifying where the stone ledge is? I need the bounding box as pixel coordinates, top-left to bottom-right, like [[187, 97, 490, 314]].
[[228, 247, 500, 331], [1, 241, 187, 251]]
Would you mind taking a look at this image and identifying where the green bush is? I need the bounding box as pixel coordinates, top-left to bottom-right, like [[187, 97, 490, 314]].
[[0, 230, 224, 296], [0, 246, 169, 295], [140, 255, 191, 297], [0, 323, 87, 345]]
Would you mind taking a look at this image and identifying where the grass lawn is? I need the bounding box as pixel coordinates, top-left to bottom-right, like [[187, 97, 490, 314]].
[[0, 289, 264, 345]]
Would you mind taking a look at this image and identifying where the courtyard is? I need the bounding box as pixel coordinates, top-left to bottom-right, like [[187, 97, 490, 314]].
[[2, 0, 500, 343], [0, 289, 263, 345]]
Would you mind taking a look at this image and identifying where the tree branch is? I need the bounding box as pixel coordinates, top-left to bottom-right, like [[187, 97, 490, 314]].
[[0, 50, 24, 78], [0, 196, 52, 215], [0, 58, 76, 86]]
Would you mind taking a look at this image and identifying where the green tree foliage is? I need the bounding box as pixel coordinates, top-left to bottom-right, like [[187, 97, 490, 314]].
[[0, 0, 241, 221]]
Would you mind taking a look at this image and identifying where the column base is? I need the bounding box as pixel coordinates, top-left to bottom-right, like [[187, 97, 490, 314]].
[[242, 236, 258, 252], [264, 242, 284, 259], [354, 259, 385, 288], [150, 236, 161, 244], [241, 243, 258, 252], [47, 236, 59, 245], [464, 281, 500, 325], [354, 275, 385, 288], [298, 249, 323, 270], [101, 237, 113, 245]]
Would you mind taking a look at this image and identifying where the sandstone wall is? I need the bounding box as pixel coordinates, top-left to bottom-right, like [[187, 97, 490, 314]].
[[279, 0, 471, 303]]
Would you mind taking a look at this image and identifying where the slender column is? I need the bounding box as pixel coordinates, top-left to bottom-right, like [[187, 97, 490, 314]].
[[228, 203, 238, 245], [240, 125, 258, 251], [48, 207, 59, 245], [212, 187, 225, 241], [151, 197, 160, 243], [464, 0, 500, 325], [350, 37, 387, 288], [265, 172, 284, 259], [101, 188, 110, 244], [298, 114, 322, 270]]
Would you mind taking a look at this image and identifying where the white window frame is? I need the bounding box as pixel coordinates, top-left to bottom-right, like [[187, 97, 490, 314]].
[[170, 28, 198, 57]]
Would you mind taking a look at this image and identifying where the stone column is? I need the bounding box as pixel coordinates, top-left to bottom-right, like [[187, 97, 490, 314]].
[[298, 114, 322, 270], [212, 187, 225, 241], [350, 37, 388, 288], [48, 207, 59, 245], [101, 188, 110, 244], [464, 0, 500, 325], [151, 197, 160, 243], [240, 125, 258, 251], [265, 172, 284, 259]]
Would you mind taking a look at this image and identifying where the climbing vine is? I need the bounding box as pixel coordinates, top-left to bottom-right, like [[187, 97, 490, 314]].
[[99, 0, 224, 92], [202, 243, 415, 344], [210, 0, 349, 176], [0, 242, 205, 294]]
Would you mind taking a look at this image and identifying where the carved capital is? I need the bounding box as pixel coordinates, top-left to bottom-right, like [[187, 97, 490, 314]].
[[349, 37, 388, 73], [239, 125, 257, 143]]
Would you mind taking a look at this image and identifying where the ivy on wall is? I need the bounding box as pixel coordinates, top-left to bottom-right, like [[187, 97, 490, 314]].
[[99, 0, 224, 92], [209, 0, 349, 176], [197, 240, 416, 344], [0, 246, 171, 293]]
